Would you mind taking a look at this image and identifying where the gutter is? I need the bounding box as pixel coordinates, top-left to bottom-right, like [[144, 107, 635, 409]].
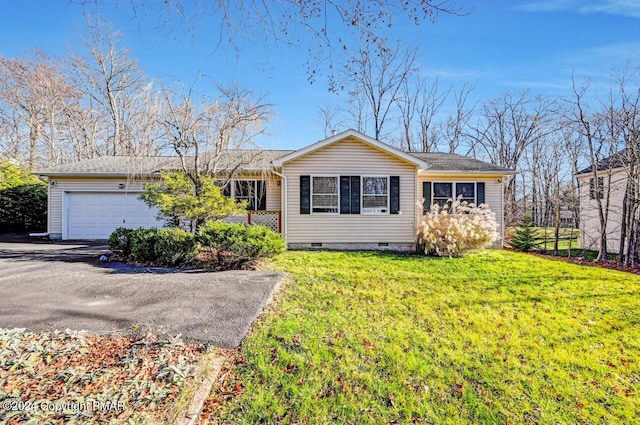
[[417, 169, 517, 176], [270, 167, 288, 245]]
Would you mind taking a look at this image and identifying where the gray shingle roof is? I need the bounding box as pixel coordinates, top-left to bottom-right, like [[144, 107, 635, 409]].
[[576, 149, 629, 175], [409, 152, 515, 173], [33, 150, 295, 177], [34, 149, 514, 176]]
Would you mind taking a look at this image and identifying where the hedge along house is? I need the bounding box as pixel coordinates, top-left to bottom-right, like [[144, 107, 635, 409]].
[[34, 129, 515, 249]]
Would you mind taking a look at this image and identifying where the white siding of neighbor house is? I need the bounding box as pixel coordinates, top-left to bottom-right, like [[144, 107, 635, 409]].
[[578, 169, 626, 252], [284, 137, 418, 245], [417, 175, 506, 244], [48, 175, 282, 236]]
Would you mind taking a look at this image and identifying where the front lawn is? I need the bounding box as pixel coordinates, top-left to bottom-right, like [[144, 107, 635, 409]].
[[204, 250, 640, 424]]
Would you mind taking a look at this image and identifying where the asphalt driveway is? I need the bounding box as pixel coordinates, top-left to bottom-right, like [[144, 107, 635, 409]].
[[0, 236, 285, 348]]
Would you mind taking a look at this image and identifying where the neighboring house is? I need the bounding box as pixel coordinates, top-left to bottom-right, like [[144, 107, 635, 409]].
[[34, 129, 515, 250], [575, 150, 636, 253]]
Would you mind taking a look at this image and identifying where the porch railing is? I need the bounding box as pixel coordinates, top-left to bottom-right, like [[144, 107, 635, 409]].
[[225, 210, 281, 233]]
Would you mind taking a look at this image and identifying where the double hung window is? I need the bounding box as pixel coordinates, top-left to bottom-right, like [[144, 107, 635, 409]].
[[312, 176, 339, 214], [361, 176, 389, 214], [432, 182, 476, 208]]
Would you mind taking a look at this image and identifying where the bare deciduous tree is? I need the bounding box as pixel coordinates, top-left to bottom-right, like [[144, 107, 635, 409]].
[[0, 51, 80, 167], [565, 78, 620, 261], [69, 21, 157, 156], [468, 91, 555, 224], [344, 42, 418, 140], [317, 103, 346, 138], [396, 75, 449, 152], [78, 1, 464, 88], [156, 82, 272, 229], [614, 70, 640, 265], [444, 83, 475, 154]]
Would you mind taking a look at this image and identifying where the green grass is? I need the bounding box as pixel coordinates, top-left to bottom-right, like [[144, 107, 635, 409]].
[[214, 250, 640, 424]]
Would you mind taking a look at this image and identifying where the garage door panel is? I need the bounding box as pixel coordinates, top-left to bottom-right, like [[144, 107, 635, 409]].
[[66, 192, 165, 239]]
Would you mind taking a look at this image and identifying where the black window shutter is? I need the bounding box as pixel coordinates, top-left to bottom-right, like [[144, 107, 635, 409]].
[[340, 176, 351, 214], [390, 176, 400, 214], [422, 181, 432, 213], [350, 176, 360, 214], [476, 182, 485, 205], [257, 180, 267, 210], [300, 175, 310, 214]]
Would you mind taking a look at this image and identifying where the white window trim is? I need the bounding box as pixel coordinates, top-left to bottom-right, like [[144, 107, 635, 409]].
[[432, 181, 477, 208], [361, 175, 390, 215], [311, 174, 340, 215]]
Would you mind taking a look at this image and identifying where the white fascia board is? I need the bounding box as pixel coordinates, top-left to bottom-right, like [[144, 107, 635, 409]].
[[418, 169, 517, 176]]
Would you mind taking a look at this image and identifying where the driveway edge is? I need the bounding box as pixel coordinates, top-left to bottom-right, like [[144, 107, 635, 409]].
[[172, 351, 224, 425]]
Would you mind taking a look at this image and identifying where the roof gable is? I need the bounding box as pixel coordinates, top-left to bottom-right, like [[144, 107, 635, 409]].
[[271, 129, 429, 169]]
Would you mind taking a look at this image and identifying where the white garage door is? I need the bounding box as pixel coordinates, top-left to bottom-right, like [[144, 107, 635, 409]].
[[65, 192, 165, 239]]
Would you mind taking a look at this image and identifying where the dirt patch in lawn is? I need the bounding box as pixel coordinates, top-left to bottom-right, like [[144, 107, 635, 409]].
[[0, 328, 205, 424]]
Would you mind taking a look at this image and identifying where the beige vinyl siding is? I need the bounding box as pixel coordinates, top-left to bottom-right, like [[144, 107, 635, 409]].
[[48, 175, 282, 235], [578, 170, 626, 252], [266, 177, 281, 211], [417, 175, 506, 243], [285, 137, 417, 244]]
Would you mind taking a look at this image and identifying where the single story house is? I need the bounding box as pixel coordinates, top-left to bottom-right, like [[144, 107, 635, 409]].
[[34, 129, 515, 250]]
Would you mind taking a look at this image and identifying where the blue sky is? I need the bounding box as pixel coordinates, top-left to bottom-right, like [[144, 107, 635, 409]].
[[1, 0, 639, 150]]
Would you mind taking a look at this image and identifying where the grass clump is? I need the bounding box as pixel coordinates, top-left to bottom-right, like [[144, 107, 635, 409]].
[[417, 199, 498, 257]]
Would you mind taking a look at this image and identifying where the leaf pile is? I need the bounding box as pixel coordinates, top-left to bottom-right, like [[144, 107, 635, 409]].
[[0, 328, 204, 424]]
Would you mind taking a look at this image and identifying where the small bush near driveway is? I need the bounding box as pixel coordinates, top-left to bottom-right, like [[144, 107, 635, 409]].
[[108, 222, 285, 269], [108, 227, 199, 267], [198, 222, 286, 270]]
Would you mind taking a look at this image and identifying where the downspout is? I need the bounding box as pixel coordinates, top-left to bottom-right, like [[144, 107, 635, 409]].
[[501, 175, 513, 246], [578, 176, 584, 250], [270, 166, 288, 246], [414, 167, 419, 240]]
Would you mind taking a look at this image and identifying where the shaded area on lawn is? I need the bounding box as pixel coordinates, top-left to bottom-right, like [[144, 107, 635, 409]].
[[203, 250, 640, 425]]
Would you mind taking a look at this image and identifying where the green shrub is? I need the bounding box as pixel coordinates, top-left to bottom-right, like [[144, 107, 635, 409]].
[[108, 223, 284, 269], [0, 160, 42, 191], [509, 212, 537, 252], [108, 227, 199, 267], [107, 227, 136, 259], [0, 184, 47, 233], [198, 221, 285, 269]]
